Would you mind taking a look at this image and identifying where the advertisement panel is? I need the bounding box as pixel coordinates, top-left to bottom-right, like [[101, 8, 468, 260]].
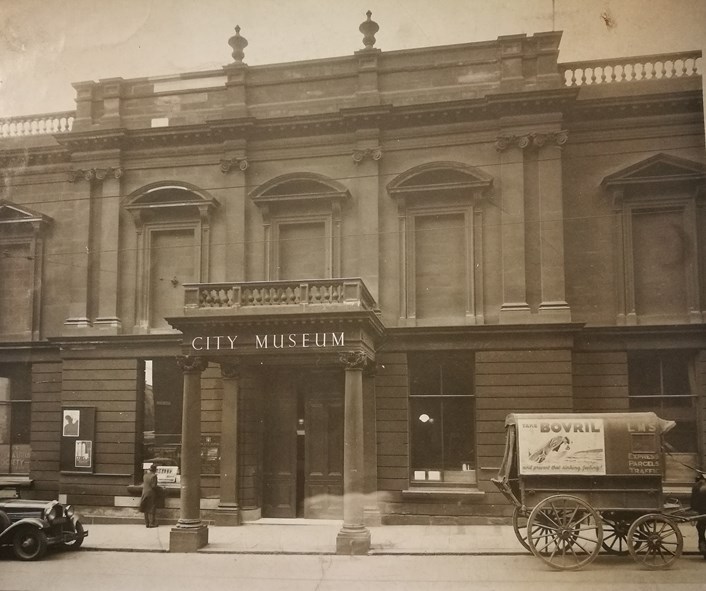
[[517, 417, 607, 475]]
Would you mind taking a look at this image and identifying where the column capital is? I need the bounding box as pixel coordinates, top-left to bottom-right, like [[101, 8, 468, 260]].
[[352, 147, 382, 164], [495, 130, 568, 152], [339, 351, 369, 371], [220, 361, 241, 380], [177, 356, 209, 374], [68, 166, 123, 183]]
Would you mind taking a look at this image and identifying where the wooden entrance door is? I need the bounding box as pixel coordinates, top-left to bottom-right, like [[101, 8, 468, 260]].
[[262, 375, 297, 518], [303, 373, 344, 518], [262, 370, 343, 519]]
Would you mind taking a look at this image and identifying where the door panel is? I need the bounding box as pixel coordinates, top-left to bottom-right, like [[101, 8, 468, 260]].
[[262, 376, 297, 518]]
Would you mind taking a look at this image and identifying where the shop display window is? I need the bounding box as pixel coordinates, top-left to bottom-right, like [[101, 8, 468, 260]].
[[408, 352, 475, 485]]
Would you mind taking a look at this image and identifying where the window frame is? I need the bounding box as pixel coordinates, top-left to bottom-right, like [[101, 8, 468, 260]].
[[602, 153, 705, 325], [271, 214, 333, 280], [0, 201, 51, 340], [125, 185, 218, 333], [249, 173, 350, 281], [627, 350, 699, 482], [387, 162, 492, 327], [407, 351, 476, 486], [0, 368, 32, 475]]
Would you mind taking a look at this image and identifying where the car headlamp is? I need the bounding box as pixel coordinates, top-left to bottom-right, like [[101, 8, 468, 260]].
[[45, 504, 60, 522], [65, 504, 75, 518]]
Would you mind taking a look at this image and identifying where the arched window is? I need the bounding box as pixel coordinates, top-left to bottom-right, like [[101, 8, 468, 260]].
[[125, 183, 218, 331], [387, 162, 492, 326]]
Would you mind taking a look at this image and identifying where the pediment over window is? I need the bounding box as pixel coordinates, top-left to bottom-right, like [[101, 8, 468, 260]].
[[602, 153, 706, 190], [0, 200, 52, 233], [387, 162, 493, 199], [250, 173, 350, 207], [125, 183, 219, 225]]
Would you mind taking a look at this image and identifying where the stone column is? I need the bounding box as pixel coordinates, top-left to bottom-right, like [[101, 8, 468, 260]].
[[217, 361, 241, 525], [496, 135, 531, 322], [336, 351, 371, 555], [536, 131, 571, 322], [362, 364, 381, 525], [170, 356, 209, 552]]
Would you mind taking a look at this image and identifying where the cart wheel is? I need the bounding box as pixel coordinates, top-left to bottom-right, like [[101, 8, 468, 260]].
[[527, 494, 603, 570], [512, 507, 531, 552], [627, 514, 683, 569], [601, 517, 633, 555]]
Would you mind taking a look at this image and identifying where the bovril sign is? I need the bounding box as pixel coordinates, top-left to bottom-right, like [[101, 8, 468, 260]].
[[518, 418, 607, 475]]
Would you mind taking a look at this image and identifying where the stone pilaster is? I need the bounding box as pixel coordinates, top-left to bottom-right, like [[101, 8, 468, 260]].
[[536, 131, 571, 321], [352, 130, 382, 302], [496, 135, 530, 323], [93, 164, 123, 331], [217, 361, 242, 525], [220, 140, 248, 283]]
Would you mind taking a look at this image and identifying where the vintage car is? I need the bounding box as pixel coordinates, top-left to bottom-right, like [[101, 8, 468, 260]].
[[0, 499, 87, 560]]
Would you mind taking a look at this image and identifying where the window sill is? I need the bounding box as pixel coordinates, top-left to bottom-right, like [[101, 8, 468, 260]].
[[0, 475, 33, 488], [401, 487, 485, 501]]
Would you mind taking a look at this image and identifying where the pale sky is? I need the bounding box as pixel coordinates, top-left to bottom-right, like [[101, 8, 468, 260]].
[[0, 0, 705, 117]]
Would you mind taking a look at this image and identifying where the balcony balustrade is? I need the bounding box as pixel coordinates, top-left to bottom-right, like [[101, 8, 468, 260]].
[[0, 111, 75, 138], [560, 51, 702, 86], [184, 278, 377, 316]]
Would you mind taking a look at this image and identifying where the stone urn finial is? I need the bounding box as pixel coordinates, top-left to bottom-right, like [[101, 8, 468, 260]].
[[359, 10, 379, 50], [228, 25, 248, 63]]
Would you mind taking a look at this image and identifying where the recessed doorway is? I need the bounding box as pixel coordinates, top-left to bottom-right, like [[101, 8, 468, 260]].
[[262, 369, 344, 518]]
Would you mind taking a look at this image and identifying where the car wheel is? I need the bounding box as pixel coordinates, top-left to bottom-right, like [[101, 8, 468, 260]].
[[63, 521, 85, 550], [12, 527, 48, 561]]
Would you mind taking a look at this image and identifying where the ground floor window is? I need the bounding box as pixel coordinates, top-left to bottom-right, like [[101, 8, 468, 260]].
[[408, 351, 475, 485], [628, 351, 698, 481], [0, 365, 31, 474], [142, 359, 183, 471], [140, 358, 219, 480]]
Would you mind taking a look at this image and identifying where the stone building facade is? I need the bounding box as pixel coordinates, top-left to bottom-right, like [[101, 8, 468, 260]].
[[1, 14, 705, 552]]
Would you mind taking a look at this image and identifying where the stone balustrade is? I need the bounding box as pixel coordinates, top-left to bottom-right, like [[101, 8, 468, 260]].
[[560, 51, 702, 86], [184, 278, 377, 314], [0, 112, 75, 138]]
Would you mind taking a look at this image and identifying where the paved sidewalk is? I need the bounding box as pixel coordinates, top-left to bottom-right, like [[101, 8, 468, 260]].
[[80, 519, 701, 556]]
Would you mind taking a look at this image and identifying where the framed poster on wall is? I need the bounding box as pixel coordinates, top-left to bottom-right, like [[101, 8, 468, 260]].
[[60, 407, 95, 473]]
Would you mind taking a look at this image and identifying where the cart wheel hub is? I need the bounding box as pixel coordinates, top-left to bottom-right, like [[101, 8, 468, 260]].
[[558, 528, 573, 541], [646, 535, 661, 549]]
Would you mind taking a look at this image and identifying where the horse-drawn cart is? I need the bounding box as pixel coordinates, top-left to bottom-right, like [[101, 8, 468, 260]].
[[492, 412, 704, 570]]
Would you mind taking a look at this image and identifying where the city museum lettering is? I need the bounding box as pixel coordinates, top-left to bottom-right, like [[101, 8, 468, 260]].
[[191, 332, 345, 351]]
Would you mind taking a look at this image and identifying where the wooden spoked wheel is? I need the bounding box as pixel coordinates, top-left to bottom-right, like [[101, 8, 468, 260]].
[[512, 506, 531, 552], [627, 514, 683, 569], [601, 517, 633, 555], [526, 495, 603, 570]]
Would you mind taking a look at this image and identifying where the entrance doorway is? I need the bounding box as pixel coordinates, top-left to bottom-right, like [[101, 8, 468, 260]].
[[262, 369, 344, 519]]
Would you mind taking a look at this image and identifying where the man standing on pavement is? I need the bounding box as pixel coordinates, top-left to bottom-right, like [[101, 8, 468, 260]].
[[140, 463, 159, 528]]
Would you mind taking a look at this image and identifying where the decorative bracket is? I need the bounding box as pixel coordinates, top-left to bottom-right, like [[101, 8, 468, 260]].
[[352, 147, 382, 164], [68, 166, 123, 183], [220, 157, 249, 173], [495, 130, 568, 152]]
